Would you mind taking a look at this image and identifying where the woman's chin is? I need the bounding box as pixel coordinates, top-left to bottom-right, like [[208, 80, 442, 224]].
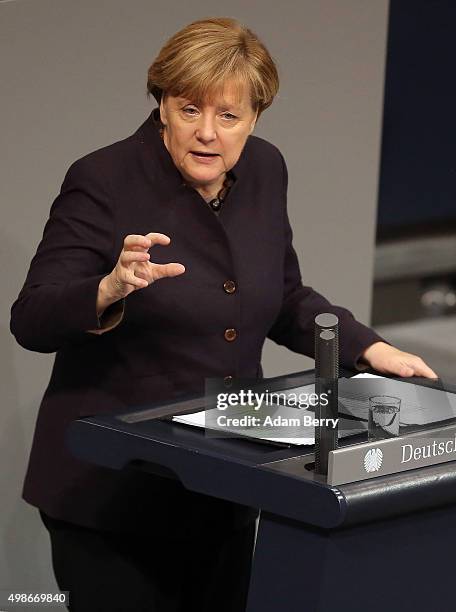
[[184, 166, 224, 185]]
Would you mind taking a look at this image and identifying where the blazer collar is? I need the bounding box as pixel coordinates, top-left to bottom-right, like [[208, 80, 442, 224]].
[[136, 108, 249, 187]]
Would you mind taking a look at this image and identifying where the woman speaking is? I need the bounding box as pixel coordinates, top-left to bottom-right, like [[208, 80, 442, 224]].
[[10, 16, 437, 612]]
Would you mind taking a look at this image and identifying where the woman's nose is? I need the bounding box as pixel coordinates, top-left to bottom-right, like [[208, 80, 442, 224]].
[[195, 115, 217, 143]]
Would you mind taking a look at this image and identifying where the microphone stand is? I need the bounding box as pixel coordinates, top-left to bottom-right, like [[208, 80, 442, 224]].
[[314, 313, 339, 476]]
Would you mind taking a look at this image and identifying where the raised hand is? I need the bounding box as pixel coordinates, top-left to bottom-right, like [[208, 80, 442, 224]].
[[96, 233, 185, 315]]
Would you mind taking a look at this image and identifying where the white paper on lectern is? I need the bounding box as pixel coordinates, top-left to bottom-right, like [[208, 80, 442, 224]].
[[172, 374, 456, 442], [172, 383, 365, 446], [283, 374, 456, 425], [341, 373, 456, 425]]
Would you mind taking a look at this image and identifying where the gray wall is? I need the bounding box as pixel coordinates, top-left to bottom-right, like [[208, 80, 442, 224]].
[[0, 0, 389, 595]]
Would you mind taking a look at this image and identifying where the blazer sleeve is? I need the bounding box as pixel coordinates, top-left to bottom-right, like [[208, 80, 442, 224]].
[[10, 157, 119, 353], [267, 153, 386, 369]]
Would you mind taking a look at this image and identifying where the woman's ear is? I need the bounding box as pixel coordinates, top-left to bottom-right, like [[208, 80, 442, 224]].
[[159, 96, 168, 126]]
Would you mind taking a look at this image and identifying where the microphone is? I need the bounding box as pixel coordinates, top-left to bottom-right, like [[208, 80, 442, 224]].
[[314, 313, 339, 475]]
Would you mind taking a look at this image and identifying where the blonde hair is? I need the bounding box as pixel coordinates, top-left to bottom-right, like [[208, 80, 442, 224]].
[[147, 17, 279, 118]]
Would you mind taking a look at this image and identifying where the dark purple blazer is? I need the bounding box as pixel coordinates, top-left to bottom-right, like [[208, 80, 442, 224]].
[[10, 109, 384, 535]]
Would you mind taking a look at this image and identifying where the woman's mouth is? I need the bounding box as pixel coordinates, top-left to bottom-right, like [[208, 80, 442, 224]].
[[190, 151, 220, 163]]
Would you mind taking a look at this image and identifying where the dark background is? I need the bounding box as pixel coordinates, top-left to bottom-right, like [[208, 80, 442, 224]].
[[377, 0, 456, 240]]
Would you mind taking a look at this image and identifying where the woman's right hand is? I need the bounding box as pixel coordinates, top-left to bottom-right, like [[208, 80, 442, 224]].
[[96, 233, 185, 315]]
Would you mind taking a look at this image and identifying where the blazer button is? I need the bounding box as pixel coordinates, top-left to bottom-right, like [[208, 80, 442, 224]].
[[224, 328, 237, 342], [223, 280, 236, 294], [224, 376, 233, 387]]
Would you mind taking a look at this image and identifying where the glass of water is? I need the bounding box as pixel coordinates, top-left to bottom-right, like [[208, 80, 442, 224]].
[[368, 395, 401, 441]]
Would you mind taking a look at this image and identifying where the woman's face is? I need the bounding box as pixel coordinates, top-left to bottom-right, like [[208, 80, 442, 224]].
[[159, 81, 258, 190]]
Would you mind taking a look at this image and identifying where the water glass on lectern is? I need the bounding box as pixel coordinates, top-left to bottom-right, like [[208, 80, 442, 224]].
[[368, 395, 401, 441]]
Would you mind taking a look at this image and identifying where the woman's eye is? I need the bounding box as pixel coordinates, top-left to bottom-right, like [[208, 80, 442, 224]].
[[183, 107, 198, 115], [221, 113, 237, 120]]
